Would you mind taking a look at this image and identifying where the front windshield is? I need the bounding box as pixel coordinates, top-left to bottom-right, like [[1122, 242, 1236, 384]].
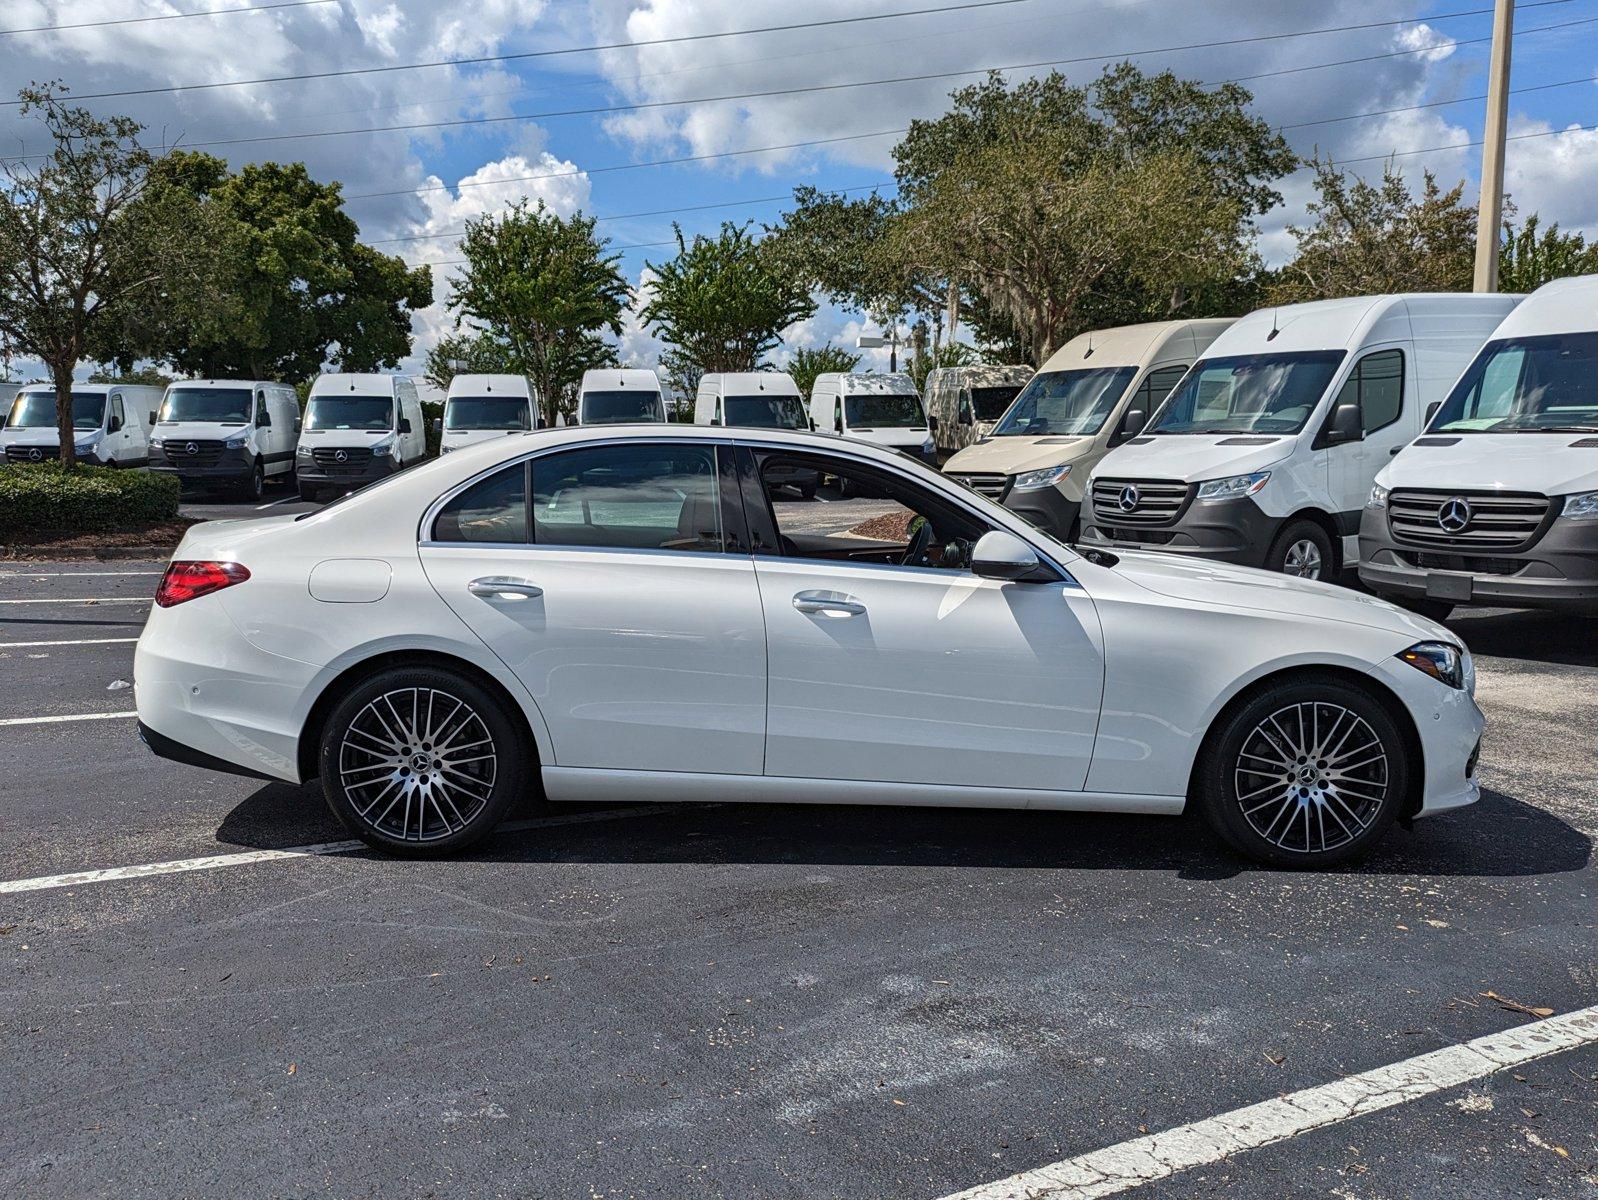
[[844, 392, 924, 428], [304, 395, 394, 431], [724, 394, 808, 429], [582, 390, 664, 424], [991, 368, 1134, 436], [159, 387, 252, 424], [6, 390, 106, 430], [1146, 351, 1346, 435], [969, 385, 1023, 422], [446, 396, 531, 431], [1430, 333, 1598, 433]]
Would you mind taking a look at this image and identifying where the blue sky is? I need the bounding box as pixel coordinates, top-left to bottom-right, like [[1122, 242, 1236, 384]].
[[2, 0, 1595, 380]]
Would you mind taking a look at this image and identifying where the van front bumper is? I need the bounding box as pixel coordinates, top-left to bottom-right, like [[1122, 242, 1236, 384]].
[[1358, 505, 1598, 612], [296, 453, 400, 488], [149, 442, 254, 483], [1081, 493, 1277, 568]]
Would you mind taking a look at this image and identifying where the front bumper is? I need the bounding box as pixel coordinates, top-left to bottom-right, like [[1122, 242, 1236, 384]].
[[1081, 493, 1277, 568], [296, 451, 399, 488], [1371, 655, 1484, 819], [149, 442, 253, 483], [1358, 506, 1598, 612]]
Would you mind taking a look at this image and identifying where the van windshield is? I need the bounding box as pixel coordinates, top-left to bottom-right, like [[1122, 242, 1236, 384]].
[[159, 387, 252, 424], [1146, 351, 1345, 435], [446, 397, 531, 431], [991, 368, 1134, 436], [725, 394, 807, 429], [6, 390, 105, 430], [844, 392, 924, 428], [304, 396, 394, 431], [969, 385, 1023, 422], [582, 391, 664, 424], [1430, 333, 1598, 433]]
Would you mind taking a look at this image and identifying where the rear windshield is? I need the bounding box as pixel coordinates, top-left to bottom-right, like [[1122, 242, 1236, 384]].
[[991, 368, 1134, 436], [1430, 333, 1598, 433], [844, 392, 925, 428], [1146, 351, 1346, 435], [446, 396, 531, 431], [304, 396, 394, 431], [581, 390, 664, 424], [6, 390, 106, 430], [159, 387, 252, 424], [723, 394, 808, 429]]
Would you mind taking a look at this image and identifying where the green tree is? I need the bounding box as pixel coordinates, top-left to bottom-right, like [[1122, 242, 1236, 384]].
[[422, 331, 517, 392], [1498, 214, 1598, 293], [87, 366, 173, 387], [448, 200, 628, 426], [907, 340, 983, 394], [642, 222, 816, 374], [0, 86, 217, 465], [1270, 159, 1476, 303], [787, 344, 861, 398]]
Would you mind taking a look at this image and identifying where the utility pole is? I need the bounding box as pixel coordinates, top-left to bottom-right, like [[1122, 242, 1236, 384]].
[[1473, 0, 1514, 292]]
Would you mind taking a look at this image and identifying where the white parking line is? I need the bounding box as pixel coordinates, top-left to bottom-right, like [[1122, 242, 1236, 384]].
[[0, 804, 688, 895], [0, 597, 149, 605], [938, 1004, 1598, 1200], [255, 495, 297, 510], [0, 637, 140, 648], [0, 710, 137, 727]]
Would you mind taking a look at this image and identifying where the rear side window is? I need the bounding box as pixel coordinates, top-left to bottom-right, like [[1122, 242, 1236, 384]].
[[532, 443, 723, 553], [1135, 365, 1188, 414], [433, 462, 529, 543], [1334, 349, 1405, 434]]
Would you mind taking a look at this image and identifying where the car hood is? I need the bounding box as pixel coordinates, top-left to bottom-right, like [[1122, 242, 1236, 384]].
[[1108, 548, 1452, 642], [945, 435, 1092, 474], [154, 422, 248, 442], [1090, 434, 1293, 483], [1378, 433, 1598, 496]]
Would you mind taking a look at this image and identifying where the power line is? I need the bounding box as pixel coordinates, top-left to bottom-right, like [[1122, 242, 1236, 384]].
[[0, 0, 335, 37], [0, 0, 1044, 106], [1331, 120, 1597, 166], [1279, 74, 1593, 131]]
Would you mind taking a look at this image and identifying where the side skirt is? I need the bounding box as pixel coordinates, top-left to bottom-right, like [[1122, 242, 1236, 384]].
[[541, 766, 1185, 816]]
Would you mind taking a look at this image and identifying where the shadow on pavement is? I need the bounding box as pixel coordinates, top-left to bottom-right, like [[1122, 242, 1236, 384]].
[[216, 783, 1590, 882], [1447, 609, 1598, 669]]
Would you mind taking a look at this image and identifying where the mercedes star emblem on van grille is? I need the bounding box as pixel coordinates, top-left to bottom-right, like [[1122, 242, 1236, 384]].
[[335, 449, 348, 463], [28, 447, 42, 461], [1437, 497, 1472, 533], [1118, 484, 1141, 512], [185, 442, 198, 454]]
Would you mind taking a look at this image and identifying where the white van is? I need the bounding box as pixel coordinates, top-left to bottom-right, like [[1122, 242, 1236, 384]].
[[440, 374, 537, 454], [944, 320, 1233, 540], [808, 372, 936, 465], [149, 379, 300, 499], [694, 371, 818, 496], [1360, 274, 1598, 616], [296, 373, 426, 501], [924, 364, 1035, 456], [2, 383, 162, 467], [576, 368, 666, 425], [1081, 293, 1520, 580]]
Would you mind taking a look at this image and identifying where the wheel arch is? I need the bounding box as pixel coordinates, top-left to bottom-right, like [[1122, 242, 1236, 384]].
[[1278, 507, 1343, 573]]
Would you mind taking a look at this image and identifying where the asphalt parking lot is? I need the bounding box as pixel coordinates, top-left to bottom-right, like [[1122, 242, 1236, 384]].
[[2, 517, 1595, 1197]]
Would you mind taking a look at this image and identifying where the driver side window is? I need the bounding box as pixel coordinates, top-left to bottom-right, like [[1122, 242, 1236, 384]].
[[752, 451, 990, 572]]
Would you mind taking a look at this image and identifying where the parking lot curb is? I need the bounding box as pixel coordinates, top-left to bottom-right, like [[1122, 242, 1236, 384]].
[[0, 543, 172, 562]]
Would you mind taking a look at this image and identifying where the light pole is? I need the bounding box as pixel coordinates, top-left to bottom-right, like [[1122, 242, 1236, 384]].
[[856, 327, 902, 372], [1473, 0, 1514, 292]]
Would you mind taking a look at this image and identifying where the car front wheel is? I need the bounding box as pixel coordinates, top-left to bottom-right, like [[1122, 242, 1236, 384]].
[[1195, 677, 1408, 867], [318, 667, 527, 856]]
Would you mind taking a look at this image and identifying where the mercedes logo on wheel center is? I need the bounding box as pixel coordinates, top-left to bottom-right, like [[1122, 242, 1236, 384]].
[[1437, 497, 1472, 533], [1117, 484, 1140, 512]]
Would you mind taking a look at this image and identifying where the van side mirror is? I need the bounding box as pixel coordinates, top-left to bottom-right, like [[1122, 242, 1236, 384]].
[[108, 414, 123, 433], [1111, 407, 1146, 446], [1425, 401, 1441, 427], [148, 412, 156, 425], [258, 410, 271, 428], [1326, 402, 1362, 445], [431, 417, 442, 435], [970, 530, 1050, 582], [808, 417, 816, 432], [398, 417, 413, 434], [293, 414, 302, 434], [958, 399, 973, 425], [928, 414, 940, 433]]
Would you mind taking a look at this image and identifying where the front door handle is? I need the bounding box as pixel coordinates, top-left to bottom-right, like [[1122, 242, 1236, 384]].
[[792, 591, 866, 617], [468, 576, 543, 601]]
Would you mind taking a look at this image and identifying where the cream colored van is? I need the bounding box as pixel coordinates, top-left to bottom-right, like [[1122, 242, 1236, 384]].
[[943, 319, 1234, 540]]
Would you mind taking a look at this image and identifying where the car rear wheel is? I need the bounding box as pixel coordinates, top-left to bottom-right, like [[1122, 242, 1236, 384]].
[[318, 667, 527, 856], [1266, 519, 1332, 580], [1195, 677, 1408, 867]]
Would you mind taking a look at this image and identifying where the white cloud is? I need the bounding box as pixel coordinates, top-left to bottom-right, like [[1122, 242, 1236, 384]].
[[1502, 117, 1598, 237]]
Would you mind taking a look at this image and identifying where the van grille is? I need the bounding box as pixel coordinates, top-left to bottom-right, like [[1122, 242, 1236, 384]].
[[1388, 489, 1551, 551], [5, 444, 58, 463], [950, 472, 1008, 500], [161, 439, 226, 467], [1090, 477, 1192, 526], [311, 446, 375, 474]]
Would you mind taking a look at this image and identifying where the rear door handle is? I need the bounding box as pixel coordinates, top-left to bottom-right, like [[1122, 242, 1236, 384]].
[[792, 591, 865, 617], [468, 576, 543, 600]]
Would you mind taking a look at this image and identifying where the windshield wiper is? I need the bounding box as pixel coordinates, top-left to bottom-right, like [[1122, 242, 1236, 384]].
[[1498, 423, 1598, 433]]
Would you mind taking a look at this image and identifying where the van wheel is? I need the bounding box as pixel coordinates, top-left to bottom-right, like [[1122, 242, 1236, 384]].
[[318, 667, 527, 857], [1195, 676, 1407, 868], [240, 460, 265, 501], [298, 482, 319, 503], [1266, 520, 1332, 580]]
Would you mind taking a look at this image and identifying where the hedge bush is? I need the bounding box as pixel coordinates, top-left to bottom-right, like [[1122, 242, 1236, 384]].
[[0, 462, 181, 538]]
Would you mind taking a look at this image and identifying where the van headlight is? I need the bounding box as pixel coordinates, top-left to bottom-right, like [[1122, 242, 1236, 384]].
[[1012, 464, 1072, 492], [1368, 483, 1390, 509], [1398, 641, 1471, 692], [1196, 470, 1270, 502], [225, 431, 249, 448], [1561, 490, 1598, 520], [296, 443, 312, 457]]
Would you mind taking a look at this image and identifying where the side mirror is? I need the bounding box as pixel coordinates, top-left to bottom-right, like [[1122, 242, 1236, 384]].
[[258, 412, 272, 429], [1326, 401, 1362, 445], [293, 415, 303, 433], [1425, 401, 1441, 427], [431, 417, 442, 435], [971, 529, 1049, 582], [148, 412, 156, 425], [108, 416, 123, 433], [808, 417, 817, 431], [398, 417, 413, 434], [1114, 407, 1147, 445], [928, 414, 940, 432]]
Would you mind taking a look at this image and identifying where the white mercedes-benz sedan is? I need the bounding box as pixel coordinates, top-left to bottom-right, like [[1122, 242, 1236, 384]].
[[135, 425, 1482, 867]]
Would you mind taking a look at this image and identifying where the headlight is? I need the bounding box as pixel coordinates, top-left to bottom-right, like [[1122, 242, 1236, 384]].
[[1561, 490, 1598, 520], [149, 437, 164, 449], [224, 431, 249, 448], [296, 443, 312, 457], [1397, 641, 1469, 690], [1368, 483, 1389, 509], [1012, 464, 1072, 492], [1196, 471, 1270, 502]]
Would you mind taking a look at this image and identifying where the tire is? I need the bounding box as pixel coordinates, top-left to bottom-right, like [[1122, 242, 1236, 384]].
[[239, 460, 265, 501], [298, 482, 320, 503], [318, 666, 528, 856], [1265, 519, 1333, 580], [1195, 676, 1409, 868]]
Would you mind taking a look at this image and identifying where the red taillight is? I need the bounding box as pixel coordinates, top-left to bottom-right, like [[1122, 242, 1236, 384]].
[[155, 560, 251, 608]]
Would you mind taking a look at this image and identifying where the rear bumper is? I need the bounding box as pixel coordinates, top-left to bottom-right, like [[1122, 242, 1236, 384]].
[[1358, 506, 1598, 612], [138, 721, 279, 782], [1081, 494, 1277, 568]]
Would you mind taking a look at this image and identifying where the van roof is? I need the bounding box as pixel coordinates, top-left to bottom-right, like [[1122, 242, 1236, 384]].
[[812, 372, 919, 395], [701, 372, 801, 395], [1485, 272, 1598, 339], [580, 368, 663, 391], [1039, 318, 1235, 373], [165, 379, 282, 389], [447, 374, 533, 398], [308, 373, 405, 396], [1210, 293, 1521, 356]]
